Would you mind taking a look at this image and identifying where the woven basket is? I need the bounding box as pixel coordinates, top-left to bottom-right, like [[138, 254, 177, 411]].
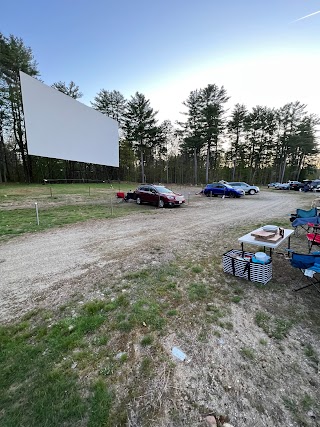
[[222, 249, 272, 285]]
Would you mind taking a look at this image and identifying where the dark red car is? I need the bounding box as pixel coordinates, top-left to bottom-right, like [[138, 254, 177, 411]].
[[134, 184, 185, 208]]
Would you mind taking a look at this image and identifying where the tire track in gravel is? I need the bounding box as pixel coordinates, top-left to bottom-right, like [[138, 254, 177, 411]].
[[0, 190, 311, 323]]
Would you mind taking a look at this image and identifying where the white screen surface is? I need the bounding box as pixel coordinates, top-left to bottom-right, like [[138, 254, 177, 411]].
[[20, 71, 119, 167]]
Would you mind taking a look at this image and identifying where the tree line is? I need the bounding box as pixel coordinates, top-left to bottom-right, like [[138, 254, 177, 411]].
[[1, 32, 319, 185]]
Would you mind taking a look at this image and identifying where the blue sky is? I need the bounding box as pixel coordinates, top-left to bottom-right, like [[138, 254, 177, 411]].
[[2, 0, 320, 122]]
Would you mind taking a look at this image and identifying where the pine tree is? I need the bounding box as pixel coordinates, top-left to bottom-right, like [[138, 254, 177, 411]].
[[123, 92, 158, 183]]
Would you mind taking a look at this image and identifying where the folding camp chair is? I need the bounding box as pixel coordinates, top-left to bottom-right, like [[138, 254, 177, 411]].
[[288, 250, 320, 293], [306, 225, 320, 253], [290, 207, 319, 236]]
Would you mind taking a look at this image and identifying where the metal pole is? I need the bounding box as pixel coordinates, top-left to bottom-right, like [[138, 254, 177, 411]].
[[89, 186, 91, 196], [35, 202, 39, 225], [50, 187, 53, 198], [110, 196, 113, 216]]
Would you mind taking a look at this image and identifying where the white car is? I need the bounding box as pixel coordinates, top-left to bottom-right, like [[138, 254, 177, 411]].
[[228, 182, 260, 195], [274, 182, 290, 190]]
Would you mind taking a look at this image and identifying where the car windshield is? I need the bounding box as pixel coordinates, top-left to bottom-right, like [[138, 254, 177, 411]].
[[153, 186, 173, 194], [224, 184, 233, 189]]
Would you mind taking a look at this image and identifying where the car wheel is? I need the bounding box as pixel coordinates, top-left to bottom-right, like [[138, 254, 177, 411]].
[[248, 189, 255, 195], [158, 199, 165, 208], [206, 191, 211, 197], [230, 192, 236, 198], [136, 197, 141, 205]]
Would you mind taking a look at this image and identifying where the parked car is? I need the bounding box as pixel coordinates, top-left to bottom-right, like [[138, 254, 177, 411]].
[[310, 180, 320, 191], [288, 180, 302, 191], [203, 182, 244, 198], [228, 182, 260, 195], [274, 183, 290, 190], [134, 184, 185, 208], [267, 182, 281, 188]]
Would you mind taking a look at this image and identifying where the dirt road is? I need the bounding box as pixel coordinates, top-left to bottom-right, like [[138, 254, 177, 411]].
[[0, 190, 309, 323]]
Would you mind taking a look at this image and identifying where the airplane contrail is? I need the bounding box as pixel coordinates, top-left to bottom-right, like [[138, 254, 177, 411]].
[[293, 10, 320, 22]]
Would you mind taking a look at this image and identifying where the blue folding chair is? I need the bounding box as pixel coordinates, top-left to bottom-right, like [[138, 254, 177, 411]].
[[288, 250, 320, 293], [290, 207, 319, 236]]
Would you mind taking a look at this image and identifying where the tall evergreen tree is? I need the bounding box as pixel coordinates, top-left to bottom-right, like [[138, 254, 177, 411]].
[[51, 81, 83, 99], [227, 104, 248, 180], [289, 114, 319, 180], [245, 106, 276, 182], [0, 32, 39, 182], [91, 89, 126, 126], [178, 89, 204, 185], [123, 92, 158, 183], [200, 84, 229, 183], [275, 101, 307, 182]]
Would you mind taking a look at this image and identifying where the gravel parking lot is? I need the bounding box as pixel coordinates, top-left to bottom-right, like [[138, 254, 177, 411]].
[[0, 189, 310, 323]]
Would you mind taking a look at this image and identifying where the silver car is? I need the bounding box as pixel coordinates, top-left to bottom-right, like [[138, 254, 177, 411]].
[[228, 182, 260, 195]]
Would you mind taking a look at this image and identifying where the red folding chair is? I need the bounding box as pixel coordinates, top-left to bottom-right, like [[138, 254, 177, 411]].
[[307, 225, 320, 252]]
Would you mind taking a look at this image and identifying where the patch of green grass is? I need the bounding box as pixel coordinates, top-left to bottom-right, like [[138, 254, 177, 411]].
[[130, 300, 165, 330], [94, 335, 109, 346], [0, 311, 109, 426], [231, 295, 242, 303], [304, 343, 319, 365], [273, 319, 293, 340], [114, 299, 165, 334], [191, 265, 203, 274], [125, 269, 150, 280], [255, 311, 271, 332], [99, 362, 116, 377], [117, 320, 134, 332], [119, 353, 128, 363], [83, 300, 106, 315], [167, 309, 178, 316], [255, 311, 293, 340], [197, 329, 208, 342], [301, 394, 314, 411], [0, 203, 135, 240], [224, 321, 233, 331], [259, 338, 268, 346], [140, 335, 153, 346], [282, 396, 297, 414], [140, 357, 153, 377], [240, 347, 255, 359], [88, 379, 113, 427], [188, 283, 208, 301], [283, 394, 315, 427], [205, 305, 224, 323]]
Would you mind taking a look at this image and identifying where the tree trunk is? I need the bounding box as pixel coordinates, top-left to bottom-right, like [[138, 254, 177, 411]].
[[140, 149, 145, 183], [193, 147, 198, 185], [280, 154, 287, 183], [296, 153, 304, 181], [0, 122, 7, 183], [205, 144, 210, 184], [231, 158, 236, 181]]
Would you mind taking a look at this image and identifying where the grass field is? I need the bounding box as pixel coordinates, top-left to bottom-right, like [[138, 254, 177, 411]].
[[0, 182, 148, 241]]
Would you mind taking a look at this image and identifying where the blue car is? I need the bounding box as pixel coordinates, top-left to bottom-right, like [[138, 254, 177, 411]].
[[203, 182, 244, 198]]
